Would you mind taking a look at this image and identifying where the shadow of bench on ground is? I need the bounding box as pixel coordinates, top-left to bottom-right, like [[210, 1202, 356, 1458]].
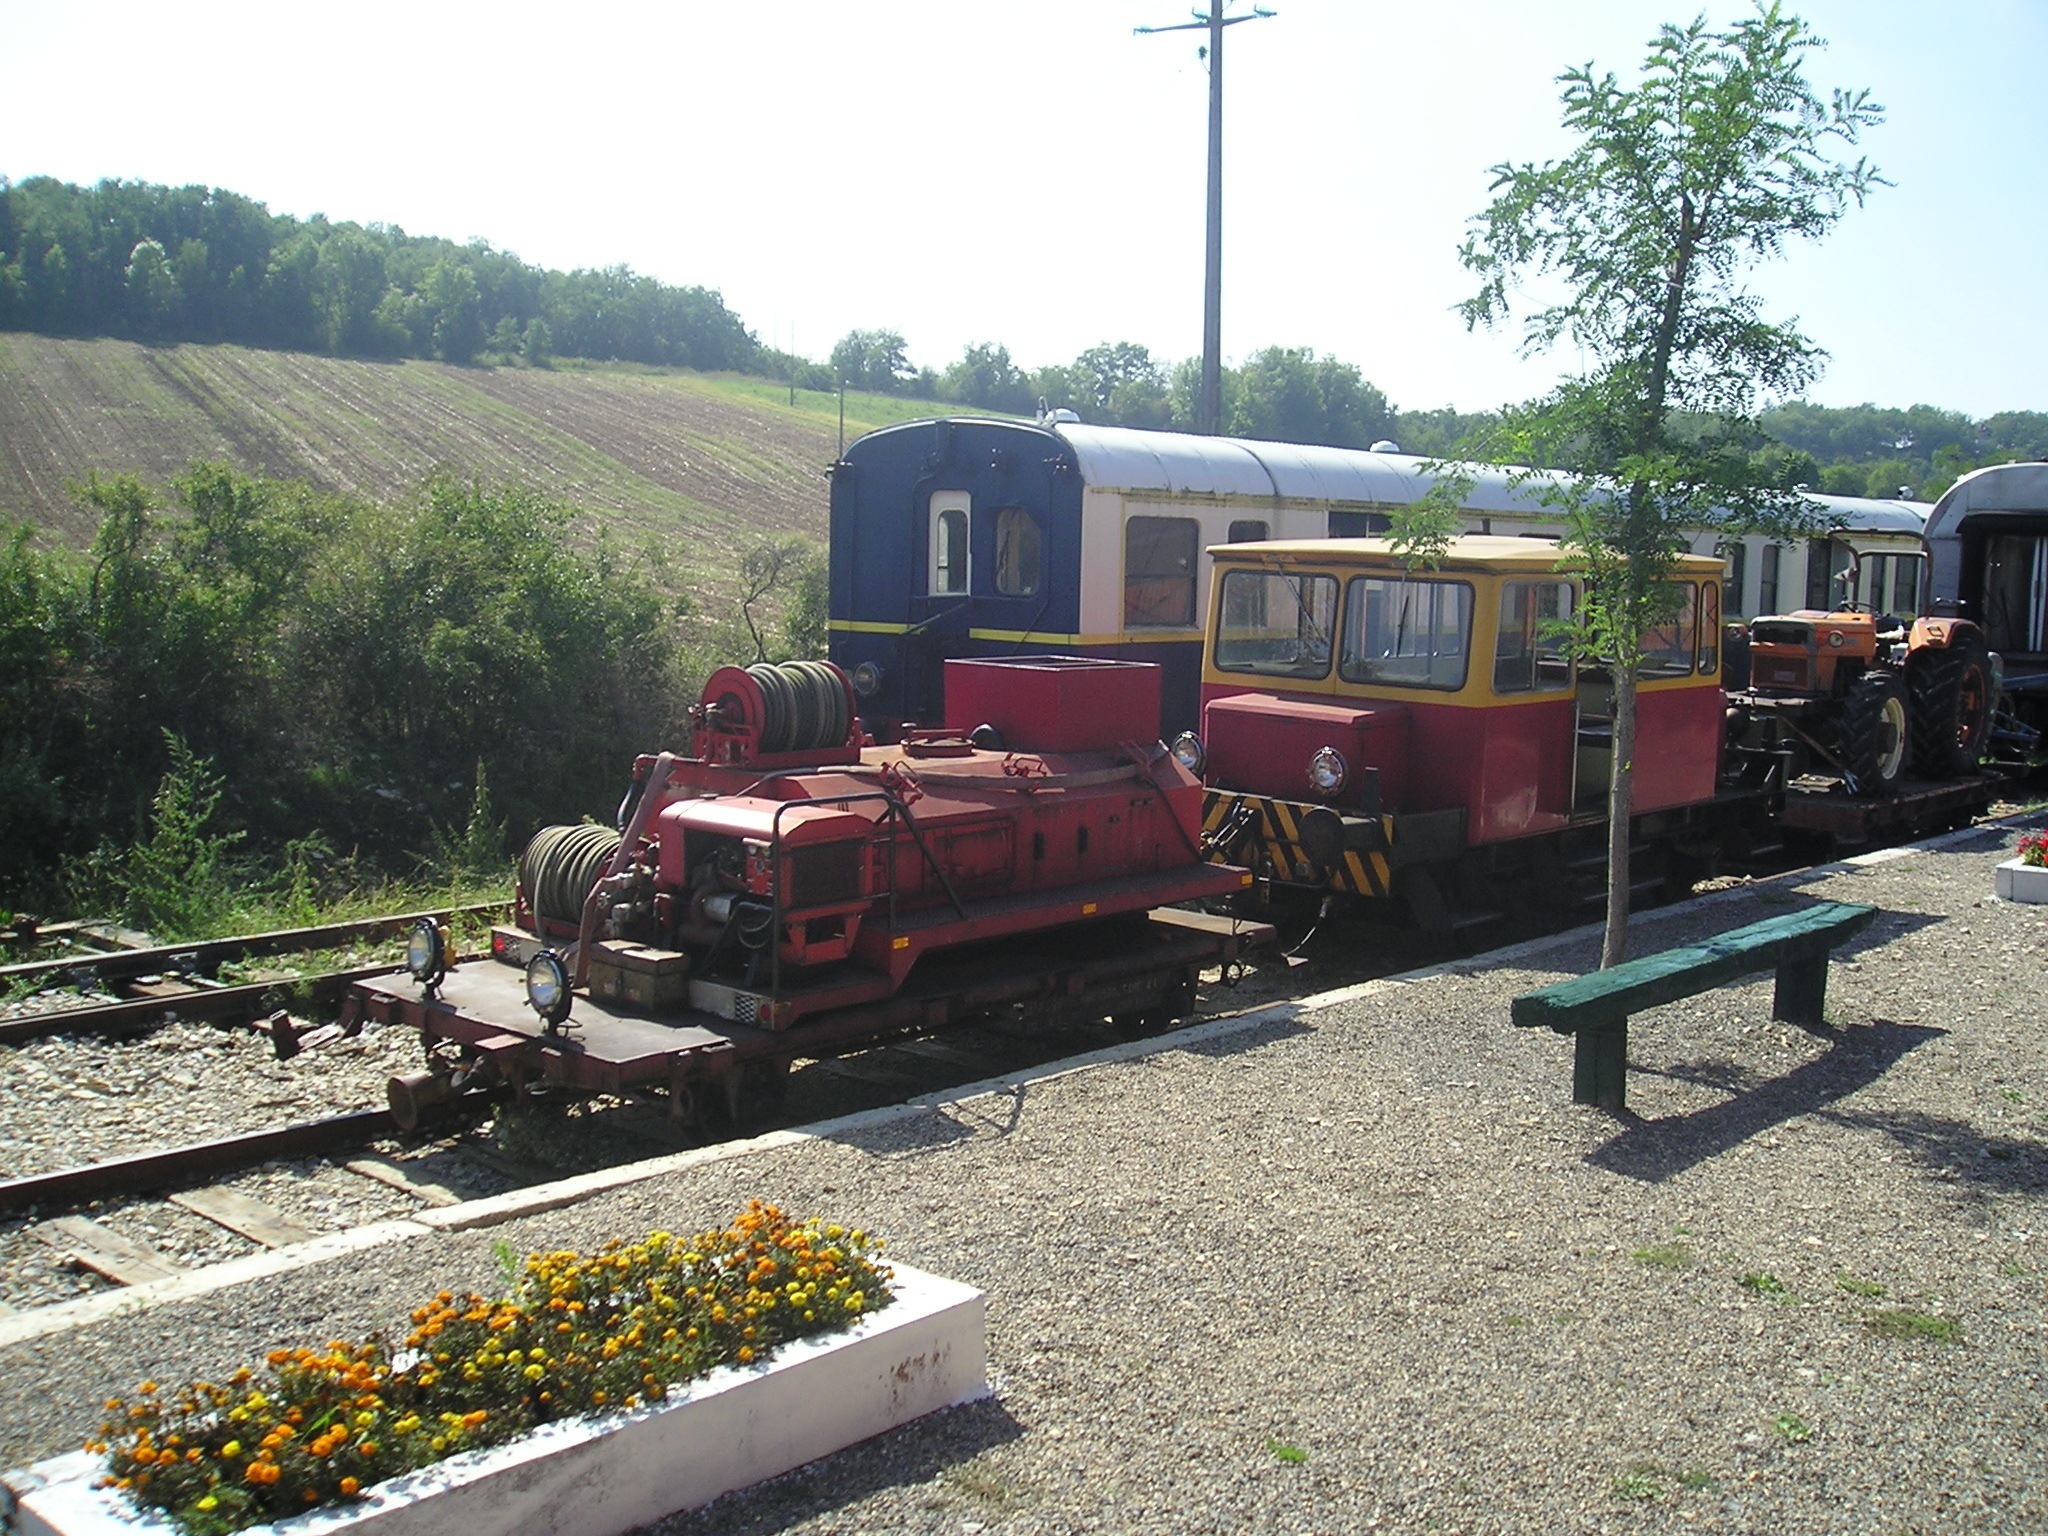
[[1586, 1017, 1944, 1182]]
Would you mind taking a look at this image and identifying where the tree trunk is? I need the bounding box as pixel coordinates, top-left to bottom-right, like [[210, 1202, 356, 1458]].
[[1603, 661, 1638, 968]]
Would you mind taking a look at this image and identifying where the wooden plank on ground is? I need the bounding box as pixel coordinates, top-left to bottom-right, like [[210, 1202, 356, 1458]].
[[33, 1216, 184, 1285], [890, 1038, 988, 1069], [345, 1155, 471, 1207], [168, 1187, 319, 1248], [810, 1055, 917, 1087]]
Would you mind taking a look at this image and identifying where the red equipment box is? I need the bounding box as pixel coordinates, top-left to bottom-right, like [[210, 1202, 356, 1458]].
[[944, 656, 1162, 754]]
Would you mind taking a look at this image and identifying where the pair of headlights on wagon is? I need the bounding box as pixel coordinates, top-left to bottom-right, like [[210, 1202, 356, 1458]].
[[1169, 733, 1349, 796]]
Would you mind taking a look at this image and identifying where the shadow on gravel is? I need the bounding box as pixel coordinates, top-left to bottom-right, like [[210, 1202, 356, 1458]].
[[648, 1394, 1026, 1536], [1815, 1107, 2048, 1199], [1588, 1018, 1944, 1182]]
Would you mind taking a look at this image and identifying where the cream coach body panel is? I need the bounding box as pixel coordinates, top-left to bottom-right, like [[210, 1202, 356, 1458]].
[[1078, 487, 1129, 638]]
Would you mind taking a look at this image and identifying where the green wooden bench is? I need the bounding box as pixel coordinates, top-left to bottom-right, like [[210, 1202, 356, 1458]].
[[1510, 902, 1879, 1111]]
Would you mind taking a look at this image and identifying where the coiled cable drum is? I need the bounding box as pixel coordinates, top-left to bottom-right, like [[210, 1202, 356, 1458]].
[[743, 661, 850, 753], [520, 823, 623, 927]]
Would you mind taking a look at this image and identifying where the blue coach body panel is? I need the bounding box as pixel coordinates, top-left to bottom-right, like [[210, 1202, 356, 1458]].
[[829, 417, 1084, 732]]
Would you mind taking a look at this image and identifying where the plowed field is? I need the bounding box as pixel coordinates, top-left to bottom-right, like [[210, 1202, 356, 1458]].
[[0, 334, 992, 580]]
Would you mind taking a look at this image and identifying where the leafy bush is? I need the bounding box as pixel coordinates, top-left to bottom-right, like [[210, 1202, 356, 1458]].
[[95, 1204, 891, 1535]]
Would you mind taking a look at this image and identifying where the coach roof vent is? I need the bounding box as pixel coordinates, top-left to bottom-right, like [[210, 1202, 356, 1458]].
[[1370, 439, 1400, 454]]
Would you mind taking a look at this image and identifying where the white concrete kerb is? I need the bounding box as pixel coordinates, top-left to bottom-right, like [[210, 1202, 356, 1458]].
[[2, 803, 2040, 1354], [4, 1263, 987, 1536]]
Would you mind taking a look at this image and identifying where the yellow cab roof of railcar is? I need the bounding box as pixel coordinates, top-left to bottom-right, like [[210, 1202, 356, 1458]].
[[1206, 535, 1725, 579]]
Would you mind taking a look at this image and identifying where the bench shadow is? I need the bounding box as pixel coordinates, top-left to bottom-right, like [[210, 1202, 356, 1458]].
[[1587, 1018, 1944, 1182], [1813, 1105, 2048, 1201], [645, 1394, 1026, 1535]]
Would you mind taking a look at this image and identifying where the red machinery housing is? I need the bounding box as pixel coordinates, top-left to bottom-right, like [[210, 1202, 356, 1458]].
[[343, 657, 1260, 1129]]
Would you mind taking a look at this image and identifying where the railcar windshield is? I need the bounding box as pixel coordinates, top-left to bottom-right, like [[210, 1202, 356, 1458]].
[[1213, 569, 1338, 678], [1339, 577, 1474, 690]]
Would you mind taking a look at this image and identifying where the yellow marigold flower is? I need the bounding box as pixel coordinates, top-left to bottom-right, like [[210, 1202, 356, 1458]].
[[736, 1346, 754, 1363], [429, 1437, 446, 1452], [524, 1364, 545, 1380], [195, 1496, 218, 1511], [219, 1440, 242, 1459]]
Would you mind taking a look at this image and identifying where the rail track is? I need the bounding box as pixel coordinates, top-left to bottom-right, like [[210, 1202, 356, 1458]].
[[0, 804, 2030, 1317]]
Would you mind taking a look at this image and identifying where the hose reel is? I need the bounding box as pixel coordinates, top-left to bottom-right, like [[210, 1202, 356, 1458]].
[[519, 823, 623, 928], [700, 660, 857, 760]]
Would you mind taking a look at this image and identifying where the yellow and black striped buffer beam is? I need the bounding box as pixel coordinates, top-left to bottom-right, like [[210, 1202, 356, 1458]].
[[1201, 792, 1393, 897]]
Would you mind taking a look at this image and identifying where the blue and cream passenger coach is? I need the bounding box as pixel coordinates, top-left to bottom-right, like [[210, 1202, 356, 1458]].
[[827, 414, 1929, 740]]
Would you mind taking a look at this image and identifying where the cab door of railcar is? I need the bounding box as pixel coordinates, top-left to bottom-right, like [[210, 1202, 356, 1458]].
[[1485, 575, 1580, 832]]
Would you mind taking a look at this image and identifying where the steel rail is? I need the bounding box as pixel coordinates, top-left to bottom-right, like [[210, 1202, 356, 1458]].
[[0, 1110, 397, 1216], [0, 962, 407, 1046], [0, 902, 509, 987]]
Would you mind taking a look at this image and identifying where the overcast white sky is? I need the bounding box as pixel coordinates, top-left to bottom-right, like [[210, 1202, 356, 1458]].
[[3, 0, 2042, 417]]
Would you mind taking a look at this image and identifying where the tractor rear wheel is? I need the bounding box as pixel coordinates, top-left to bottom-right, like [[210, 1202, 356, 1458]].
[[1907, 636, 1992, 779], [1839, 671, 1908, 796]]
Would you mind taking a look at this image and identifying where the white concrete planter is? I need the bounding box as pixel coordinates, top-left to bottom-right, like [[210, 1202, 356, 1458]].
[[4, 1264, 985, 1536], [1994, 858, 2048, 904]]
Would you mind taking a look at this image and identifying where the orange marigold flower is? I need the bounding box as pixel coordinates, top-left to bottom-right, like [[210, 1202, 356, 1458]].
[[339, 1477, 361, 1496]]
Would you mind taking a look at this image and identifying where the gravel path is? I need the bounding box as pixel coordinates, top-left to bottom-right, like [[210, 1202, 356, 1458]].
[[2, 823, 2043, 1534]]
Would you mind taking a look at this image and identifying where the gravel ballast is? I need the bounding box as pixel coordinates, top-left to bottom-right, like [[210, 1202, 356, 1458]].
[[3, 823, 2044, 1534]]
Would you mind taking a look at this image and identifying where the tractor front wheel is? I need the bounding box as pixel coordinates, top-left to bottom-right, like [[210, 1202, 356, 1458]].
[[1908, 637, 1992, 779], [1840, 671, 1908, 796]]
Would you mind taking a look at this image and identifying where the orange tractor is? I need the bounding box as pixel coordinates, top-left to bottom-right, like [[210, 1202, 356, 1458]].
[[1725, 589, 1992, 796]]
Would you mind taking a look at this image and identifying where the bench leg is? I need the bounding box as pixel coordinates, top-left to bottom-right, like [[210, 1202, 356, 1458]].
[[1773, 955, 1829, 1026], [1572, 1023, 1628, 1112]]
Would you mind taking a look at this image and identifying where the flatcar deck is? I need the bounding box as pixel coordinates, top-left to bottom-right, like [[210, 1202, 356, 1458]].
[[344, 908, 1272, 1112], [1779, 775, 1999, 843]]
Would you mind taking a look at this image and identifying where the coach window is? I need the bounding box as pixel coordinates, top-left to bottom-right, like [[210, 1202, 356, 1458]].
[[1719, 540, 1748, 616], [1340, 576, 1474, 690], [929, 492, 969, 596], [1124, 516, 1200, 627], [993, 507, 1042, 597], [1638, 582, 1699, 677], [1227, 519, 1269, 544], [1492, 579, 1575, 694], [1758, 544, 1782, 615]]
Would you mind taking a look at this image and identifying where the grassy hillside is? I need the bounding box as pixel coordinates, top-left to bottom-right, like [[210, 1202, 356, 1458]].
[[0, 333, 1004, 579]]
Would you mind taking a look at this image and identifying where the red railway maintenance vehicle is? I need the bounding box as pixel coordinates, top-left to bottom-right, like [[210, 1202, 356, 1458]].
[[1177, 536, 1993, 936], [342, 655, 1266, 1133]]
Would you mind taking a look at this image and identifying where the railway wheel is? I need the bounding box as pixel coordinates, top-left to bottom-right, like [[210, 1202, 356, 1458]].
[[1839, 671, 1908, 796], [1907, 637, 1991, 779]]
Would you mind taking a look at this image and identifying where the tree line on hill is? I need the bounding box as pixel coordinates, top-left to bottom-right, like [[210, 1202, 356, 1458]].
[[3, 175, 2042, 503], [0, 465, 825, 919]]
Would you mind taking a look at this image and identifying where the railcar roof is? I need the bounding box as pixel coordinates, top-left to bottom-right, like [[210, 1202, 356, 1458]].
[[1049, 422, 1929, 534], [1925, 460, 2048, 540], [1208, 535, 1726, 575]]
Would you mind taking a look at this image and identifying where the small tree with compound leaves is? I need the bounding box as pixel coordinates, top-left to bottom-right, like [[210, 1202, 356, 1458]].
[[1399, 3, 1884, 966]]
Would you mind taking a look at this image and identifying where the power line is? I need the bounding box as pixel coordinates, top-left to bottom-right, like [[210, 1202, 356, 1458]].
[[1136, 4, 1276, 437]]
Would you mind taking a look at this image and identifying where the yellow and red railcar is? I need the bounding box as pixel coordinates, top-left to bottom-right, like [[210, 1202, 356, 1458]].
[[1184, 537, 1735, 931]]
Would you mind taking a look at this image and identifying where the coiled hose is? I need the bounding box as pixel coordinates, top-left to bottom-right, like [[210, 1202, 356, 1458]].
[[744, 660, 849, 753], [520, 823, 623, 927]]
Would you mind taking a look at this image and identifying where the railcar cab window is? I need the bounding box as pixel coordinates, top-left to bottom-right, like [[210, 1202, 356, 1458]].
[[1214, 569, 1337, 679], [1339, 577, 1474, 690], [1638, 582, 1700, 677], [993, 507, 1042, 597], [1125, 516, 1199, 627], [1492, 580, 1575, 694], [929, 492, 970, 596]]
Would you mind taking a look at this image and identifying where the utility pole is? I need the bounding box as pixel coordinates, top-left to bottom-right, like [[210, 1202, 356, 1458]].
[[1137, 4, 1274, 436]]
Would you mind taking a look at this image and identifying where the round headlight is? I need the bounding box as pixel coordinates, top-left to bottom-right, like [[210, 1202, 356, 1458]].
[[1170, 730, 1206, 775], [525, 950, 573, 1027], [405, 916, 444, 983], [851, 660, 882, 698], [1307, 746, 1348, 796]]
